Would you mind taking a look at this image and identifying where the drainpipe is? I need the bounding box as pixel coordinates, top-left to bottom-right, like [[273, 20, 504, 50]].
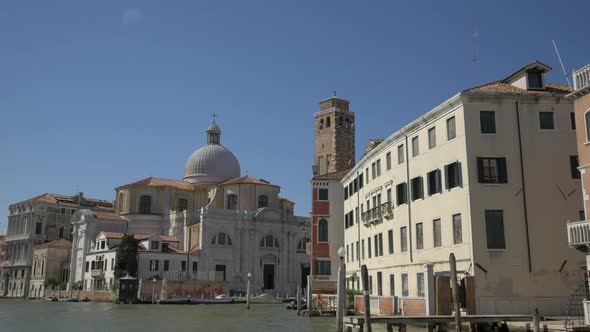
[[515, 101, 533, 273], [405, 135, 413, 263]]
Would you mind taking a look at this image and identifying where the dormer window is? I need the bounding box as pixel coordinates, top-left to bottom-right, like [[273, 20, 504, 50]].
[[150, 241, 160, 250], [527, 70, 544, 89]]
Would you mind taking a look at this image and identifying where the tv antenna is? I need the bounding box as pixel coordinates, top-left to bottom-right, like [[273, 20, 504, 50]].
[[472, 25, 480, 83], [552, 40, 572, 89]]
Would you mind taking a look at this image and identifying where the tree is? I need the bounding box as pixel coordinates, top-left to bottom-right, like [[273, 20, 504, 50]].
[[114, 234, 140, 279], [44, 277, 60, 289]]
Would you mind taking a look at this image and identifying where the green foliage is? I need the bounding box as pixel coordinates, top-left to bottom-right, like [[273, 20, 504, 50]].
[[58, 282, 67, 290], [345, 289, 362, 296], [72, 281, 83, 291], [114, 234, 140, 279], [148, 274, 162, 281], [44, 277, 60, 288]]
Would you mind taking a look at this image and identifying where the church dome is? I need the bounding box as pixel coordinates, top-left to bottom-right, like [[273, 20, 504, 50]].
[[184, 121, 240, 185]]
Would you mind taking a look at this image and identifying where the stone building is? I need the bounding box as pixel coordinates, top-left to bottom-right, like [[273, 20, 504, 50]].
[[310, 93, 355, 294], [69, 121, 311, 296], [341, 61, 585, 315], [0, 235, 5, 294], [29, 239, 72, 298], [2, 193, 113, 298]]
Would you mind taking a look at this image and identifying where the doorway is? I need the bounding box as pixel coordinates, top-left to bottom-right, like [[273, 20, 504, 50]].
[[263, 264, 275, 290], [301, 264, 310, 289], [215, 265, 226, 281]]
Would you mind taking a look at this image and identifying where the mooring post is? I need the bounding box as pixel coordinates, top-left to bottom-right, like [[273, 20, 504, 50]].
[[337, 246, 346, 332], [297, 285, 302, 315], [450, 253, 461, 332], [361, 264, 372, 332], [533, 308, 540, 332], [246, 272, 251, 310]]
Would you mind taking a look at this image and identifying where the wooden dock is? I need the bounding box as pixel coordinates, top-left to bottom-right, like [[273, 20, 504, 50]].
[[344, 314, 535, 332]]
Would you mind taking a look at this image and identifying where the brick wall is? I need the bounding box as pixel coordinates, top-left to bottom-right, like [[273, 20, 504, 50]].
[[353, 295, 395, 316], [141, 280, 230, 300], [402, 298, 426, 316], [45, 290, 114, 302]]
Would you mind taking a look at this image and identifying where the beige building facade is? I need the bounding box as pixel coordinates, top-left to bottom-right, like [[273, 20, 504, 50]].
[[343, 61, 585, 315], [29, 239, 72, 298]]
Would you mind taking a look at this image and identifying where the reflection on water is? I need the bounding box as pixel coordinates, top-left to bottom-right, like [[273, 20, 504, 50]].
[[0, 300, 336, 332]]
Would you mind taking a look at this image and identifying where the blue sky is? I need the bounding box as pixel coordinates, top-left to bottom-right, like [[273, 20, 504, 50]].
[[0, 1, 589, 233]]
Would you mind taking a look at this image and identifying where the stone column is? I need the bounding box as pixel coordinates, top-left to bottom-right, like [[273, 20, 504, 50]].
[[424, 263, 435, 316]]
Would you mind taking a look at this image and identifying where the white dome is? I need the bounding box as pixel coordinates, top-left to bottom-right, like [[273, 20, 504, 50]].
[[183, 122, 240, 185]]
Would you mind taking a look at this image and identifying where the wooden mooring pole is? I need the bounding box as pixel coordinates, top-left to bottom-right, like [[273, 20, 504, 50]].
[[533, 308, 540, 332], [296, 285, 302, 316], [450, 253, 462, 332], [361, 264, 372, 332]]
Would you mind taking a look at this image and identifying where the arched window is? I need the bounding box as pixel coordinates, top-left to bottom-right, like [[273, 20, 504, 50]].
[[227, 194, 238, 210], [258, 195, 268, 208], [345, 118, 350, 129], [326, 117, 331, 128], [297, 238, 310, 253], [318, 219, 328, 242], [319, 118, 324, 129], [585, 110, 590, 142], [118, 192, 124, 212], [211, 232, 232, 246], [139, 195, 152, 214], [260, 234, 279, 248], [178, 198, 188, 211], [338, 117, 343, 127]]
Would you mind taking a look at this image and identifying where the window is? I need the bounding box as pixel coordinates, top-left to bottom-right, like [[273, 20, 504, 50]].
[[100, 241, 105, 249], [139, 195, 152, 214], [571, 156, 581, 179], [571, 112, 576, 130], [85, 261, 89, 273], [361, 239, 365, 259], [178, 198, 188, 211], [452, 214, 462, 245], [150, 241, 159, 250], [118, 192, 124, 212], [181, 261, 187, 272], [319, 118, 324, 129], [227, 194, 238, 209], [315, 261, 331, 275], [389, 274, 395, 296], [477, 157, 507, 183], [378, 233, 384, 256], [346, 244, 350, 262], [318, 219, 328, 242], [297, 238, 310, 253], [376, 159, 381, 177], [528, 71, 543, 89], [401, 274, 409, 297], [164, 260, 169, 271], [192, 262, 198, 273], [318, 189, 328, 201], [416, 223, 423, 250], [388, 230, 394, 254], [58, 227, 64, 239], [417, 273, 425, 297], [326, 116, 331, 128], [149, 260, 159, 272], [445, 162, 462, 189], [377, 272, 383, 296], [411, 176, 423, 201], [386, 152, 392, 170], [411, 136, 419, 157], [433, 219, 441, 248], [447, 116, 456, 140], [356, 241, 360, 261], [35, 222, 42, 235], [400, 227, 407, 252], [258, 195, 268, 208], [586, 112, 590, 141], [580, 210, 586, 221], [485, 210, 506, 249], [211, 232, 233, 246], [428, 127, 436, 149], [260, 234, 279, 248], [344, 187, 349, 200], [539, 112, 555, 129], [369, 276, 373, 295], [368, 237, 372, 258], [359, 173, 364, 189], [480, 111, 496, 134], [397, 144, 405, 164], [396, 182, 408, 206], [427, 169, 442, 196]]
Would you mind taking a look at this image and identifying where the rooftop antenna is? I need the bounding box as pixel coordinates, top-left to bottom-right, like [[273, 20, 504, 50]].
[[552, 40, 572, 89], [472, 25, 480, 83]]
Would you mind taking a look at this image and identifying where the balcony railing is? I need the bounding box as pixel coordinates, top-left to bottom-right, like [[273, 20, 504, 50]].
[[381, 202, 393, 219], [361, 203, 393, 226], [567, 220, 590, 249], [90, 269, 105, 278], [574, 64, 590, 90]]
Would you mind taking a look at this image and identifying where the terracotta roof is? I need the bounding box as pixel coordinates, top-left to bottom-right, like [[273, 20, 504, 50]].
[[34, 239, 72, 249], [12, 193, 114, 209], [93, 211, 124, 221], [220, 175, 278, 187], [162, 246, 187, 254], [116, 177, 193, 191], [463, 81, 571, 96], [313, 168, 354, 181]]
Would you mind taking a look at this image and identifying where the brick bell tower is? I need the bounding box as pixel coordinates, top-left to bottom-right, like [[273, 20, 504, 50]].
[[313, 91, 356, 176]]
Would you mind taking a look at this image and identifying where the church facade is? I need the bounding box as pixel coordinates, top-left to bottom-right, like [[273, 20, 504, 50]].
[[68, 121, 311, 297]]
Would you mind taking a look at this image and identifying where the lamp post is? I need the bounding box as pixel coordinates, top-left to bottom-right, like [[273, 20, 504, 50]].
[[337, 246, 346, 332], [246, 272, 252, 310], [152, 278, 156, 304]]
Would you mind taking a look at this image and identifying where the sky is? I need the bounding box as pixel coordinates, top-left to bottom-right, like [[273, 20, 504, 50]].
[[0, 0, 589, 233]]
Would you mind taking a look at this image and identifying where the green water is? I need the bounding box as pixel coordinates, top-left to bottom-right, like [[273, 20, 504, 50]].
[[0, 300, 336, 332]]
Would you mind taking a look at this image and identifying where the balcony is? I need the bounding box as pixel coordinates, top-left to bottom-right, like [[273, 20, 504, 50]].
[[361, 204, 393, 227], [381, 202, 393, 219], [567, 220, 590, 250], [90, 269, 105, 278], [574, 64, 590, 91]]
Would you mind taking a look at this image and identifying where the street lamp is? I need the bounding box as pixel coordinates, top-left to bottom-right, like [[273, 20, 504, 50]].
[[152, 277, 156, 304], [336, 246, 346, 332], [246, 272, 252, 310]]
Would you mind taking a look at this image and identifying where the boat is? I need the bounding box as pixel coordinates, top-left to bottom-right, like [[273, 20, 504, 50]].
[[159, 297, 235, 305], [44, 296, 58, 302]]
